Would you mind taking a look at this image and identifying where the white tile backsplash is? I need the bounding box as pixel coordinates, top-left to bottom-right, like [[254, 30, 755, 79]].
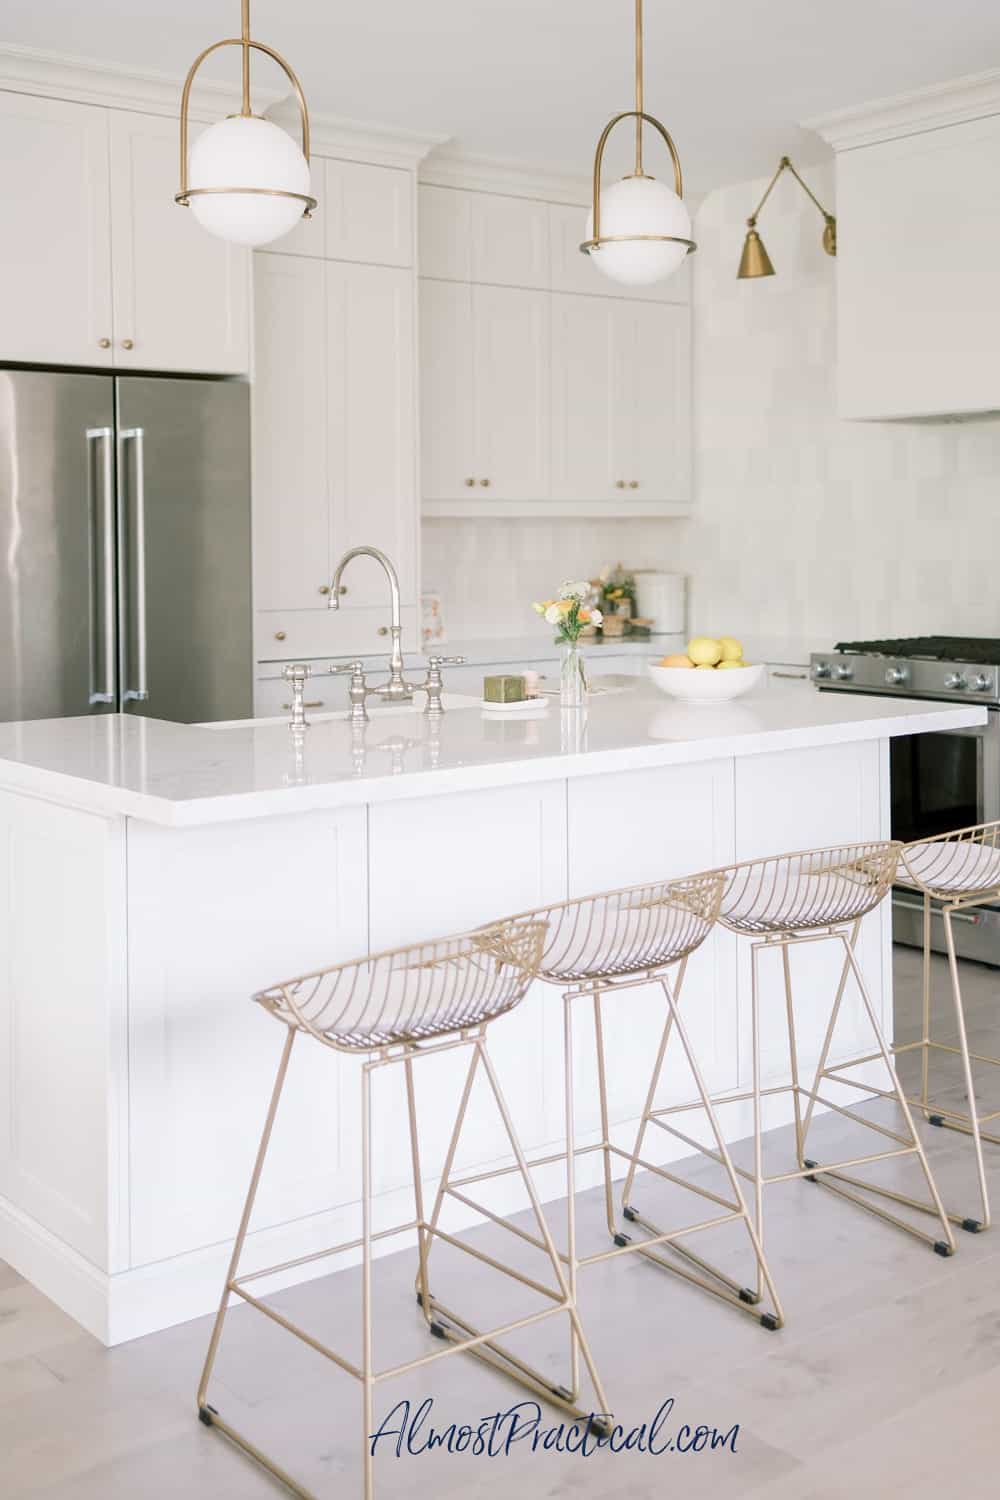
[[422, 161, 1000, 649]]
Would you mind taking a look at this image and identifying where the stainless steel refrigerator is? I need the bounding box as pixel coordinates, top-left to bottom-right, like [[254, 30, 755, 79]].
[[0, 369, 252, 724]]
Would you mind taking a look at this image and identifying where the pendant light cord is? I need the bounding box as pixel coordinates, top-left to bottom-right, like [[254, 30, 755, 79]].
[[634, 0, 644, 175], [241, 0, 251, 116]]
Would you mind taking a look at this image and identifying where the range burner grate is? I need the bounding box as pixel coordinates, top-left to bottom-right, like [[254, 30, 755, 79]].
[[835, 636, 1000, 665]]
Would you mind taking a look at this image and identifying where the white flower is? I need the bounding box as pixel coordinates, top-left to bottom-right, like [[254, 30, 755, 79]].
[[559, 579, 590, 600], [544, 603, 564, 625], [590, 608, 603, 627]]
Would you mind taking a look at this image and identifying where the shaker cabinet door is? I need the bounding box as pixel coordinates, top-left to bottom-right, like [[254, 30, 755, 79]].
[[419, 278, 476, 501], [472, 283, 550, 501], [550, 292, 617, 503], [0, 94, 113, 367], [109, 111, 250, 374], [253, 254, 329, 611], [328, 262, 417, 608], [630, 301, 691, 505]]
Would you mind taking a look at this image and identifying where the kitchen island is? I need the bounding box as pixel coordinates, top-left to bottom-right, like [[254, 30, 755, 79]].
[[0, 683, 985, 1344]]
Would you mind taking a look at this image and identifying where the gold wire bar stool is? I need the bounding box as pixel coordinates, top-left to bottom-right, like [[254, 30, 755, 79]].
[[824, 820, 1000, 1235], [418, 868, 786, 1385], [196, 917, 611, 1500], [621, 841, 957, 1324]]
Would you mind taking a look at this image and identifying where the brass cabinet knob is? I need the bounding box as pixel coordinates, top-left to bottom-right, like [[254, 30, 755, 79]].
[[318, 584, 330, 595], [464, 477, 476, 487], [98, 337, 111, 349], [377, 626, 389, 636], [274, 630, 287, 641], [629, 480, 639, 489], [121, 339, 134, 350], [479, 478, 490, 487], [338, 584, 348, 595], [615, 479, 626, 489]]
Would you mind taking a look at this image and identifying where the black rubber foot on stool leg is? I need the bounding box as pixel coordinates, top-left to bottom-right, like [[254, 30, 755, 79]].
[[613, 1232, 631, 1248], [962, 1218, 983, 1234], [738, 1287, 761, 1305], [802, 1157, 819, 1183], [429, 1320, 449, 1339], [622, 1205, 639, 1222], [588, 1416, 612, 1441], [760, 1313, 780, 1331], [933, 1241, 954, 1258], [928, 1114, 945, 1128], [198, 1405, 217, 1427]]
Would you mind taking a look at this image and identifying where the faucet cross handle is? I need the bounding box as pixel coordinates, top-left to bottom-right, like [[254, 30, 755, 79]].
[[329, 660, 369, 724], [281, 663, 312, 731], [423, 654, 467, 717]]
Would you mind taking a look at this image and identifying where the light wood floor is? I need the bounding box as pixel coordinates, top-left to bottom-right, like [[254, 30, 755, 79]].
[[2, 944, 999, 1499]]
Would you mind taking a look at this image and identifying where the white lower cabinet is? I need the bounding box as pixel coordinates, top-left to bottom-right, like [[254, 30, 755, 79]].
[[254, 252, 417, 649]]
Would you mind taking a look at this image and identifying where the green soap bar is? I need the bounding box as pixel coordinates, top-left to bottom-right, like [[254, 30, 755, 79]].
[[484, 674, 526, 703]]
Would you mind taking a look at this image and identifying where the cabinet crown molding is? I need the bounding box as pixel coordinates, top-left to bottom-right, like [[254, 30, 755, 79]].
[[420, 147, 591, 207], [806, 66, 1000, 151], [0, 43, 445, 165]]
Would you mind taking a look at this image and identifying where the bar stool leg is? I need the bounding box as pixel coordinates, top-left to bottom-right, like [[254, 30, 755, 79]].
[[417, 1037, 611, 1427], [803, 932, 957, 1257], [619, 962, 785, 1330], [942, 907, 991, 1230], [403, 1055, 432, 1325], [196, 1029, 311, 1499], [920, 892, 933, 1117], [782, 943, 805, 1167], [361, 1062, 375, 1500], [564, 992, 581, 1402], [592, 989, 617, 1239]]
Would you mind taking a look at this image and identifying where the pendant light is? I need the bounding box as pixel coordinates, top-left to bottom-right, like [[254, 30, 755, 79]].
[[737, 156, 836, 279], [175, 0, 317, 247], [580, 0, 695, 286]]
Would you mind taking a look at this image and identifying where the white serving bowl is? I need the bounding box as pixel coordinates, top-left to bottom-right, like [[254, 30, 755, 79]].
[[646, 660, 766, 704]]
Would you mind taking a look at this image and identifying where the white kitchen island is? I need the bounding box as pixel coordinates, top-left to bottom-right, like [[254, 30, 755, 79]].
[[0, 683, 985, 1345]]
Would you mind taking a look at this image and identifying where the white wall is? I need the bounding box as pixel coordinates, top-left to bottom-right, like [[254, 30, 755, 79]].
[[672, 162, 1000, 644], [423, 161, 1000, 647]]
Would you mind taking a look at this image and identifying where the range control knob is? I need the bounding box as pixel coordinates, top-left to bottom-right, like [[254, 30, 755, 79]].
[[812, 661, 832, 679], [885, 665, 908, 685], [944, 672, 968, 691], [834, 663, 854, 680], [971, 673, 994, 693]]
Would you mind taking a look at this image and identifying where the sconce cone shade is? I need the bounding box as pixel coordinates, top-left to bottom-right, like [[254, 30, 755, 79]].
[[585, 175, 692, 286], [737, 227, 775, 280], [188, 116, 312, 247]]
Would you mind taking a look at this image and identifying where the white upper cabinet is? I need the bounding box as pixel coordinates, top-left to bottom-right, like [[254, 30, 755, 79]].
[[0, 94, 113, 367], [419, 184, 549, 288], [253, 255, 328, 613], [254, 253, 417, 647], [550, 293, 690, 508], [835, 114, 1000, 419], [548, 201, 692, 304], [420, 280, 549, 504], [109, 111, 249, 374], [275, 158, 413, 267], [0, 92, 249, 373]]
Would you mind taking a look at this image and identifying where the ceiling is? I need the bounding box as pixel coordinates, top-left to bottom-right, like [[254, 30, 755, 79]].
[[5, 0, 1000, 191]]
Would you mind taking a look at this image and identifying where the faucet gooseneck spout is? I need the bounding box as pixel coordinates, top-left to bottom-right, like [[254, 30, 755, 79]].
[[327, 546, 410, 702]]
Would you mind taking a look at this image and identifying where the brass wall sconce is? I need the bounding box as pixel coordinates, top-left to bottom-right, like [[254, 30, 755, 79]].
[[737, 156, 836, 279]]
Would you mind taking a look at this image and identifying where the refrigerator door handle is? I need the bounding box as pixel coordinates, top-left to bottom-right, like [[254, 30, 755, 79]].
[[118, 426, 150, 703], [86, 426, 116, 705]]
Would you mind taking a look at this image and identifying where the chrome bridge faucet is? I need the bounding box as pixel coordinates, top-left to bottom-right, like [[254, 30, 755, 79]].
[[326, 547, 464, 723]]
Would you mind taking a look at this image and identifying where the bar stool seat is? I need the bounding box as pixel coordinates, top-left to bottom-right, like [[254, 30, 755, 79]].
[[721, 846, 895, 934], [900, 837, 1000, 897], [197, 918, 610, 1500], [535, 880, 720, 981]]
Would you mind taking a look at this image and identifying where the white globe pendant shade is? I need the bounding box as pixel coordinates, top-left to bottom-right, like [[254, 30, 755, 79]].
[[188, 115, 312, 248], [584, 174, 691, 286]]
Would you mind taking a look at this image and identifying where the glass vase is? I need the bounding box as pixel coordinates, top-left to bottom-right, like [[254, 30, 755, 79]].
[[560, 640, 588, 709]]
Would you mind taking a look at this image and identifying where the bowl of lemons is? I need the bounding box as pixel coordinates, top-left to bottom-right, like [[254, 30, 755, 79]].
[[647, 636, 765, 704]]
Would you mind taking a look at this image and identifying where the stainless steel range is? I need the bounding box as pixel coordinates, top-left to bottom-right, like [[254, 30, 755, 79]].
[[810, 637, 1000, 965]]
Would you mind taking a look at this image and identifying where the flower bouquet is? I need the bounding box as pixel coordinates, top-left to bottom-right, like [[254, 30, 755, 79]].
[[532, 581, 603, 708]]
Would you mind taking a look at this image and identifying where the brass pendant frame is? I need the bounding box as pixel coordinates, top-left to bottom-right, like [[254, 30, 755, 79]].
[[175, 0, 317, 221]]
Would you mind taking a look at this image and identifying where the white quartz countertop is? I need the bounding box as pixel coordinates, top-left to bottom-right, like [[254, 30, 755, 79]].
[[0, 684, 986, 828]]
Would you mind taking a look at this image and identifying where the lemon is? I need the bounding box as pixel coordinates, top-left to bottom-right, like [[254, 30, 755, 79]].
[[660, 653, 694, 668], [694, 664, 716, 670], [717, 659, 746, 670], [719, 636, 743, 662], [688, 636, 722, 666]]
